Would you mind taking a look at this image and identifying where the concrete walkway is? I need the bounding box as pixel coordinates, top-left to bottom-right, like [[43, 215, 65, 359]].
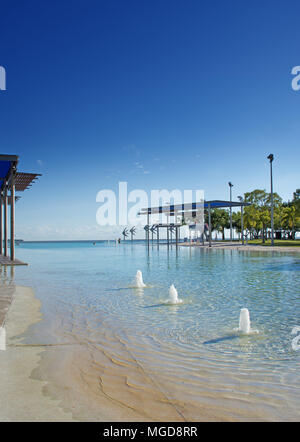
[[0, 255, 27, 266], [180, 241, 300, 253]]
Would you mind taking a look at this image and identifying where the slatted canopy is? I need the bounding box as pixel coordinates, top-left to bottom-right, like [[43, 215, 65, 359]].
[[15, 172, 41, 191], [0, 155, 41, 193], [0, 153, 41, 262]]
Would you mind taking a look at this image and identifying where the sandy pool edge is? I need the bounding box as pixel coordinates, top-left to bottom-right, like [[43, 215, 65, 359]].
[[0, 285, 76, 422]]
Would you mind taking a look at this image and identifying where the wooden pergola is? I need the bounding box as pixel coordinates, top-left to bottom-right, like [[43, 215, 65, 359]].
[[0, 154, 41, 262]]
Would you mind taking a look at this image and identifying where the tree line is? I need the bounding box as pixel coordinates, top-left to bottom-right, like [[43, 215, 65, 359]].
[[206, 189, 300, 241]]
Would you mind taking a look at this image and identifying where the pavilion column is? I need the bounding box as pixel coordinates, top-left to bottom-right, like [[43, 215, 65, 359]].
[[10, 174, 15, 261], [147, 212, 150, 246], [241, 206, 244, 245], [208, 204, 212, 247], [4, 184, 7, 257], [0, 191, 2, 255]]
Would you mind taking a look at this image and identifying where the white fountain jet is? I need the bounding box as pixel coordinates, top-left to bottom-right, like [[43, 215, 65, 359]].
[[238, 308, 251, 334], [166, 284, 183, 304], [133, 270, 146, 288]]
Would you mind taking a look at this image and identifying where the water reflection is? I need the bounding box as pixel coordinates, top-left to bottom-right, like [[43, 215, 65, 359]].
[[0, 265, 15, 352], [0, 265, 15, 285], [0, 326, 6, 351]]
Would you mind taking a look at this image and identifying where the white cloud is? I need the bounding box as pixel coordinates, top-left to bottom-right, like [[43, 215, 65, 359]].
[[132, 161, 150, 175]]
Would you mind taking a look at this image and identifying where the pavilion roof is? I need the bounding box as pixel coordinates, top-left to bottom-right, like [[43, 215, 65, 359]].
[[0, 154, 41, 193], [139, 200, 250, 215]]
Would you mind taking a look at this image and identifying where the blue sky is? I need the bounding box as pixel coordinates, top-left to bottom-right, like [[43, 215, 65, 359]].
[[0, 0, 299, 239]]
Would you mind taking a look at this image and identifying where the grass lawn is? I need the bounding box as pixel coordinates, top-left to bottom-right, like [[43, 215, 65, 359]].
[[247, 239, 300, 247]]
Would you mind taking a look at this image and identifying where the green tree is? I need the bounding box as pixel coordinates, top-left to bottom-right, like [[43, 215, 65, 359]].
[[244, 189, 268, 207], [282, 206, 297, 239], [293, 189, 300, 217], [244, 189, 282, 241], [274, 205, 285, 231], [258, 207, 271, 243], [208, 209, 230, 240], [232, 211, 241, 236], [244, 189, 282, 209], [243, 205, 260, 239]]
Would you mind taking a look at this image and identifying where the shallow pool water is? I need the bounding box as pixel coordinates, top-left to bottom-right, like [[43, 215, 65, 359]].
[[4, 241, 300, 421]]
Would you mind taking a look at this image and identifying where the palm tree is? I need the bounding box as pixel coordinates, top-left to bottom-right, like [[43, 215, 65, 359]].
[[243, 206, 260, 239], [293, 189, 300, 217], [258, 207, 270, 243], [282, 206, 296, 239]]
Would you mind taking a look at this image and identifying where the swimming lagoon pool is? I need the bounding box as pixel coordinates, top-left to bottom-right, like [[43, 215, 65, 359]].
[[5, 241, 300, 421]]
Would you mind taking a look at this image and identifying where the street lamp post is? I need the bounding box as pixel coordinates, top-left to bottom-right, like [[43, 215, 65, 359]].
[[228, 182, 233, 242], [238, 195, 244, 245], [267, 154, 274, 246]]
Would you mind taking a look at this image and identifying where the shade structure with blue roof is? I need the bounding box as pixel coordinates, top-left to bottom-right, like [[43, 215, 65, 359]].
[[0, 154, 41, 262], [139, 200, 250, 215], [139, 200, 250, 248], [0, 155, 18, 191]]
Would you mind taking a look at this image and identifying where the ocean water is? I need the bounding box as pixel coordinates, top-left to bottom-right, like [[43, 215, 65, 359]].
[[3, 241, 300, 421]]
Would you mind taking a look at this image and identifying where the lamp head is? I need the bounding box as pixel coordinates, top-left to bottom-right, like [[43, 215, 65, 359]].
[[228, 181, 233, 187], [267, 154, 274, 162]]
